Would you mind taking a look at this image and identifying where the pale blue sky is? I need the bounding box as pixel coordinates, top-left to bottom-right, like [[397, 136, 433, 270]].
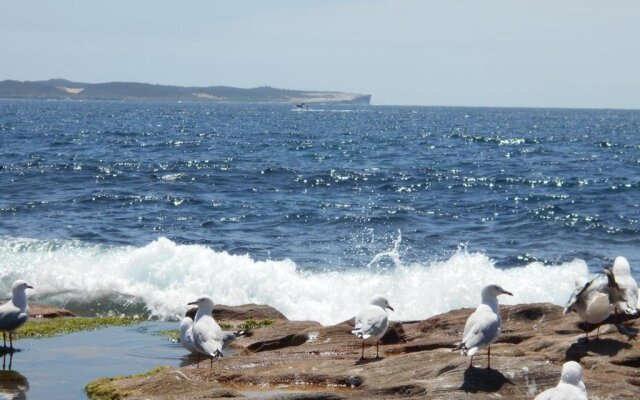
[[1, 0, 639, 108]]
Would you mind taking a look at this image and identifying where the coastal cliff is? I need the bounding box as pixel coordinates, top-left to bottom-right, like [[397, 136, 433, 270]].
[[0, 79, 371, 104], [85, 303, 640, 399]]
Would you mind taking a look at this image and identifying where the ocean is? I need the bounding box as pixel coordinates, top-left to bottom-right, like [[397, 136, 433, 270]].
[[1, 100, 638, 325]]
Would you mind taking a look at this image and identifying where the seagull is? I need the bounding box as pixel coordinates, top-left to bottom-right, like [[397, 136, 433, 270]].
[[564, 276, 611, 339], [0, 280, 33, 351], [187, 296, 224, 368], [179, 314, 198, 354], [351, 295, 394, 359], [534, 361, 587, 400], [605, 256, 638, 316], [180, 308, 249, 354], [456, 284, 512, 369]]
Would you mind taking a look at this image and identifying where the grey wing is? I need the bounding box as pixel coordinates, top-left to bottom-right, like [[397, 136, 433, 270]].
[[193, 323, 224, 356], [221, 331, 238, 348], [353, 307, 386, 338], [564, 280, 591, 314], [0, 304, 25, 331], [462, 312, 499, 350]]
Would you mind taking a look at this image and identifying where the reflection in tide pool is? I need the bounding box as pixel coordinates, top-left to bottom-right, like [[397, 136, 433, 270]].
[[0, 355, 28, 400]]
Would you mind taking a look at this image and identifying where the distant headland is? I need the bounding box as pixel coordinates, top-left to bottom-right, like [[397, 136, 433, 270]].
[[0, 79, 371, 104]]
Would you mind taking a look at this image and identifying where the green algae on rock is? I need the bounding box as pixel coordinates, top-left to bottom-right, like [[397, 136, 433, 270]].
[[15, 316, 143, 339], [84, 367, 167, 400]]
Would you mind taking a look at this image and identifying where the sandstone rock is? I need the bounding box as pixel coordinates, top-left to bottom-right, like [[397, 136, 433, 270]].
[[185, 303, 288, 323], [90, 303, 640, 399], [29, 303, 75, 318]]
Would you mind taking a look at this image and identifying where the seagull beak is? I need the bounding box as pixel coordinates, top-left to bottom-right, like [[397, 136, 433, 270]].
[[26, 285, 34, 289], [502, 290, 513, 296], [187, 301, 197, 305], [387, 305, 394, 311]]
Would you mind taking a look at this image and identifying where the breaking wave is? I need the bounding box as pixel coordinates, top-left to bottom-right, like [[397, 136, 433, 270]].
[[0, 236, 589, 325]]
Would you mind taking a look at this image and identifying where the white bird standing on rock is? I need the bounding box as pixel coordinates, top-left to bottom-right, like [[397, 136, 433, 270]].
[[179, 314, 198, 353], [564, 276, 611, 340], [0, 280, 33, 351], [351, 295, 394, 359], [456, 284, 512, 369], [180, 308, 249, 354], [605, 256, 638, 316], [534, 361, 587, 400], [187, 296, 224, 368]]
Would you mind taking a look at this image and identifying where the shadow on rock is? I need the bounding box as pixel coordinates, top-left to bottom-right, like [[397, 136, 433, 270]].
[[460, 367, 514, 393], [615, 323, 638, 340], [565, 338, 632, 362], [355, 357, 384, 366]]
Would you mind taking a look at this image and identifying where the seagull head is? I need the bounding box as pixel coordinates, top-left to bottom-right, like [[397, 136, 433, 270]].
[[371, 295, 394, 311], [187, 296, 215, 310], [482, 284, 513, 299], [609, 256, 631, 277], [12, 280, 33, 294], [559, 361, 584, 387]]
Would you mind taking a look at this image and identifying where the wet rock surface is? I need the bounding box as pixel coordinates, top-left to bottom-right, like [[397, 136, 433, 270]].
[[91, 303, 640, 399]]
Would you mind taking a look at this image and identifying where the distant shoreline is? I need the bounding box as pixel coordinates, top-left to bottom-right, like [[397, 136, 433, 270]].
[[0, 79, 371, 105]]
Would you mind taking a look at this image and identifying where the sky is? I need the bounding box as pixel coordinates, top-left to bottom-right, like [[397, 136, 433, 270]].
[[1, 0, 639, 108]]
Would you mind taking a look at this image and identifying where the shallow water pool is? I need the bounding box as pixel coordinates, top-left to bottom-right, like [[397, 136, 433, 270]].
[[1, 322, 191, 399]]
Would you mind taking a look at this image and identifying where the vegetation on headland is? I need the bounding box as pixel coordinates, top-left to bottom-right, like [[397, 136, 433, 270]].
[[15, 316, 143, 339], [84, 367, 167, 400]]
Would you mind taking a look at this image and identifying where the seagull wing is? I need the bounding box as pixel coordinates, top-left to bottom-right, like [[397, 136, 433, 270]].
[[0, 302, 24, 331], [193, 318, 224, 357], [461, 308, 500, 355], [352, 306, 386, 339]]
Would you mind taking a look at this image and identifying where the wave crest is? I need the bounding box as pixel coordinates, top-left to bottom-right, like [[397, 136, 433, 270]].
[[0, 237, 589, 325]]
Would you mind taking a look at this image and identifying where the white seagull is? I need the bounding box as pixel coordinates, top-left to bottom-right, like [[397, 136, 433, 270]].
[[456, 284, 512, 369], [187, 296, 224, 368], [0, 280, 33, 351], [351, 295, 394, 359], [534, 361, 587, 400], [564, 276, 611, 339], [179, 308, 248, 354], [605, 256, 638, 316], [179, 314, 198, 353]]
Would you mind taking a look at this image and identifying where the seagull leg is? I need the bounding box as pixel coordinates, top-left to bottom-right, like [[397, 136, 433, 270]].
[[469, 355, 474, 368], [8, 333, 13, 352], [210, 356, 213, 370], [375, 339, 380, 359], [196, 352, 200, 368], [487, 346, 491, 369], [2, 332, 5, 350], [360, 340, 365, 360]]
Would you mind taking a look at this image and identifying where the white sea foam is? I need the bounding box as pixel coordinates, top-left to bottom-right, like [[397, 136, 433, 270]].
[[0, 237, 590, 325]]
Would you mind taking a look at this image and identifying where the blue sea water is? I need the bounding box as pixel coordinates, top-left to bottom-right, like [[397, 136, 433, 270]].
[[1, 100, 639, 324]]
